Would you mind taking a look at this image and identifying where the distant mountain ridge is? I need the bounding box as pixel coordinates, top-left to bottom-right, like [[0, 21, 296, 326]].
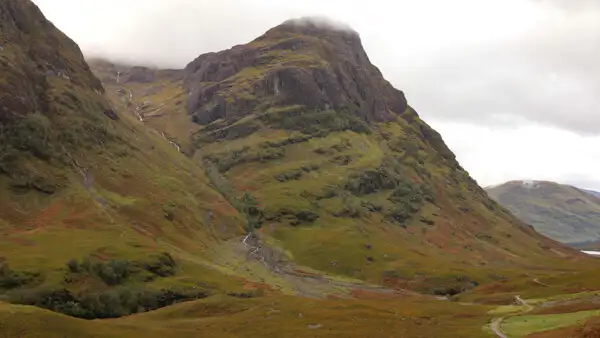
[[486, 180, 600, 244], [583, 189, 600, 198]]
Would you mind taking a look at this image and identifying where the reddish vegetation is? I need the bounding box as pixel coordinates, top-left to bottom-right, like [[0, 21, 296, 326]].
[[349, 288, 407, 300], [211, 199, 238, 215], [2, 237, 35, 246], [12, 201, 63, 235], [382, 276, 411, 290], [233, 277, 280, 296]]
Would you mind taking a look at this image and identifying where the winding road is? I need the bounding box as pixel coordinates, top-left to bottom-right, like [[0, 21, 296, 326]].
[[491, 295, 532, 338]]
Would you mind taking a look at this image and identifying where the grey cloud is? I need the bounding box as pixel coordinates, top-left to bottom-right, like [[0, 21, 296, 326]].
[[394, 13, 600, 135]]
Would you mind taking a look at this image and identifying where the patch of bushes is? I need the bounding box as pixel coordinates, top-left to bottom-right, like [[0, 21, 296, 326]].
[[342, 157, 437, 223], [10, 286, 208, 319], [387, 182, 434, 224], [345, 169, 397, 195], [236, 192, 265, 232], [8, 172, 60, 195], [267, 208, 319, 226], [429, 275, 479, 296], [313, 139, 352, 155], [331, 155, 352, 166], [274, 164, 319, 182], [261, 108, 371, 137], [334, 204, 363, 218], [65, 253, 176, 286], [361, 201, 383, 212], [316, 187, 339, 200], [0, 263, 40, 290], [205, 146, 285, 173], [261, 134, 312, 148], [4, 112, 54, 161]]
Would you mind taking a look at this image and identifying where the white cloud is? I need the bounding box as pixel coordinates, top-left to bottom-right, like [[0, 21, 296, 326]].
[[31, 0, 600, 189], [431, 119, 600, 190]]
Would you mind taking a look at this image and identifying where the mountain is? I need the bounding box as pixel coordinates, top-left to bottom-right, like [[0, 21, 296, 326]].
[[584, 189, 600, 198], [0, 2, 593, 333], [0, 0, 248, 317], [486, 180, 600, 244], [93, 18, 588, 292]]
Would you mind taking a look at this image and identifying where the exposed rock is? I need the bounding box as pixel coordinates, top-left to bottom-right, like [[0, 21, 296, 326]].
[[103, 109, 119, 120], [184, 17, 410, 126]]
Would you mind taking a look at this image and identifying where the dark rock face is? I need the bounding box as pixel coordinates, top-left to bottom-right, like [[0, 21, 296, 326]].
[[0, 0, 115, 193], [184, 18, 410, 126], [103, 109, 119, 120], [0, 0, 104, 125]]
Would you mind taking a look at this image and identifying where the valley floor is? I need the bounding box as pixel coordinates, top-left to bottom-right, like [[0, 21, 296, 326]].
[[5, 285, 600, 337], [0, 294, 490, 338]]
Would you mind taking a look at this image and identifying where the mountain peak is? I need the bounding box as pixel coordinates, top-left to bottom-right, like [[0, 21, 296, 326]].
[[184, 18, 407, 126], [262, 16, 359, 41]]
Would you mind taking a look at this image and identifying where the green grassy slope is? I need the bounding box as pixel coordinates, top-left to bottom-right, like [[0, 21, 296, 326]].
[[0, 295, 493, 338], [486, 181, 600, 244], [0, 0, 252, 319]]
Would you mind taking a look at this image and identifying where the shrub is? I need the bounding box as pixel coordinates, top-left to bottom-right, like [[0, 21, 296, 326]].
[[65, 253, 176, 286], [205, 146, 285, 173], [261, 108, 371, 136], [0, 263, 40, 290], [345, 169, 397, 195], [11, 286, 208, 319], [237, 192, 265, 232], [9, 112, 53, 161], [274, 164, 319, 182]]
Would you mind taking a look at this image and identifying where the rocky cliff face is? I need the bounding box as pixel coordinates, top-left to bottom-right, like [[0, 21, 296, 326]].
[[0, 0, 114, 193], [0, 0, 105, 122], [184, 18, 408, 125]]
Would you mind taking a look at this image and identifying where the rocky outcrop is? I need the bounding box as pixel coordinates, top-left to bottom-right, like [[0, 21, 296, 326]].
[[0, 0, 114, 191], [184, 18, 410, 126], [0, 0, 104, 124]]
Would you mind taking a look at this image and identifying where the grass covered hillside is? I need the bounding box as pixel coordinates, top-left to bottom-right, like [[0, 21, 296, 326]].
[[0, 0, 253, 319], [486, 181, 600, 245]]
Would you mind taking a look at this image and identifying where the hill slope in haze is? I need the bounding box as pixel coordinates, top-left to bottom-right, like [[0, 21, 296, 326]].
[[584, 189, 600, 198], [486, 180, 600, 244], [93, 17, 589, 295]]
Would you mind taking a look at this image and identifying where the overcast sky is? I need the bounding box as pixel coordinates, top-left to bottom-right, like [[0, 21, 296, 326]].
[[32, 0, 600, 190]]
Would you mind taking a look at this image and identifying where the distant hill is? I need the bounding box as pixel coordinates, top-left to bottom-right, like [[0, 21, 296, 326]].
[[584, 189, 600, 198], [486, 181, 600, 244]]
